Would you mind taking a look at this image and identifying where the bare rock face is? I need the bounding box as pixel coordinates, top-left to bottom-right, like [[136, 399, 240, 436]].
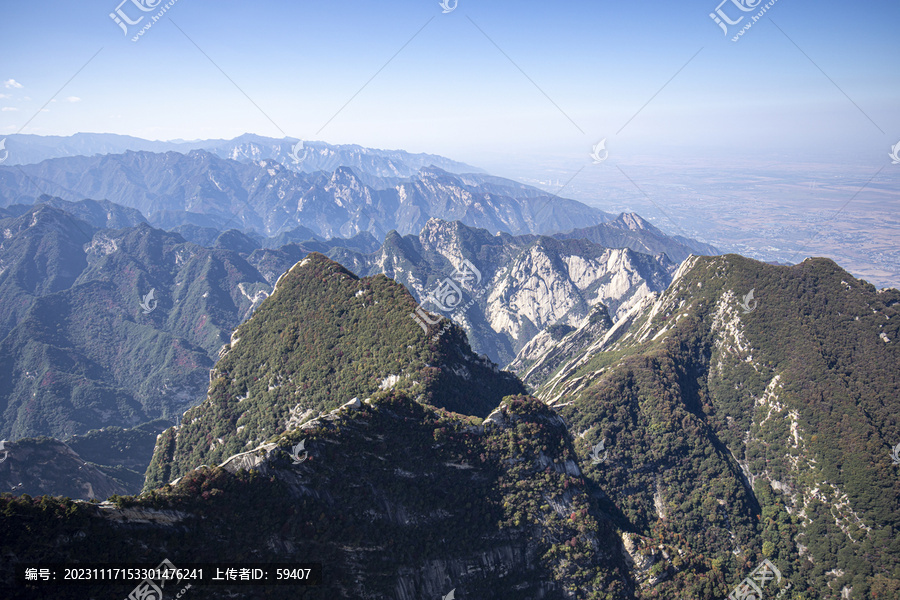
[[509, 303, 615, 390], [328, 218, 677, 367]]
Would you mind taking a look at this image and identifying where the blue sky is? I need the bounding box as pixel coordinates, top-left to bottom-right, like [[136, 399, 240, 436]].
[[0, 0, 897, 171]]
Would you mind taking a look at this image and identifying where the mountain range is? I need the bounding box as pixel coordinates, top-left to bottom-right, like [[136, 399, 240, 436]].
[[3, 251, 897, 600], [0, 195, 712, 444], [0, 132, 483, 177], [0, 146, 612, 240], [525, 254, 900, 599]]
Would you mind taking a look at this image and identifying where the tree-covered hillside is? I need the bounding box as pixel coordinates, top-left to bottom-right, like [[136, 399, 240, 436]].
[[145, 253, 524, 488], [3, 391, 629, 599], [540, 254, 900, 599]]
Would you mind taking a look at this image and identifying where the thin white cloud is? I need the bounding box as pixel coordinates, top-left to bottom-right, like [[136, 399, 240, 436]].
[[3, 79, 23, 89], [66, 96, 81, 103], [1, 107, 18, 111], [0, 94, 10, 99]]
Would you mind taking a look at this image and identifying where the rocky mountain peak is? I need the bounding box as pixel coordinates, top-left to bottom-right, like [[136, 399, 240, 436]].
[[618, 212, 648, 230]]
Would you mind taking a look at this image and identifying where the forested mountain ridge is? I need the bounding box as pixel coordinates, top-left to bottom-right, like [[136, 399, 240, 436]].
[[2, 392, 631, 599], [531, 254, 900, 599], [144, 253, 525, 488]]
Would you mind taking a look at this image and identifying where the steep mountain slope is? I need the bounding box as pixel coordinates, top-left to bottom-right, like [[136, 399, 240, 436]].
[[324, 219, 676, 366], [0, 150, 612, 239], [553, 212, 719, 263], [0, 208, 271, 440], [0, 204, 95, 339], [530, 254, 900, 599], [145, 253, 525, 488], [0, 420, 171, 500]]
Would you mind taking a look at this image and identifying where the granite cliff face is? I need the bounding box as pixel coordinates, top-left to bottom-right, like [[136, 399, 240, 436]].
[[327, 218, 677, 367]]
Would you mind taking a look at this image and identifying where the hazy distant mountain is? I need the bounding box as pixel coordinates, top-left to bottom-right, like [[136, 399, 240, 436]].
[[553, 212, 719, 263], [18, 196, 148, 230], [204, 133, 485, 177], [0, 438, 129, 500], [0, 132, 482, 177], [0, 150, 613, 239]]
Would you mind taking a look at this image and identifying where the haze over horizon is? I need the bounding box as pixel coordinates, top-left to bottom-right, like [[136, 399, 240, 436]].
[[1, 0, 898, 286], [1, 1, 897, 164]]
